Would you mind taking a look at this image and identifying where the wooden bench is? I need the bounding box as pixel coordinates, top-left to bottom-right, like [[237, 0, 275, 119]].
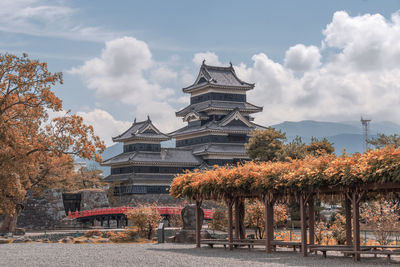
[[351, 250, 400, 263], [271, 241, 301, 251], [310, 246, 354, 258], [201, 239, 259, 249], [201, 239, 301, 251]]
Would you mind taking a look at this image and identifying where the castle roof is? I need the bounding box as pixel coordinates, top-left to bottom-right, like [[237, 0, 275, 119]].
[[176, 100, 262, 117], [102, 148, 202, 166], [183, 62, 254, 93], [112, 117, 170, 142], [170, 110, 266, 138], [191, 143, 248, 157], [103, 173, 174, 183]]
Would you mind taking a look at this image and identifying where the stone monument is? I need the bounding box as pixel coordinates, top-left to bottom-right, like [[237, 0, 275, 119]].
[[173, 204, 211, 243]]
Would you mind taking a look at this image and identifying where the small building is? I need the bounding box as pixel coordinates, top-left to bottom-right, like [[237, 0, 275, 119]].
[[102, 61, 265, 197]]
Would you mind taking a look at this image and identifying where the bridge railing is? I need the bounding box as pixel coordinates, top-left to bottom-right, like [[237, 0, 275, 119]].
[[68, 206, 214, 220]]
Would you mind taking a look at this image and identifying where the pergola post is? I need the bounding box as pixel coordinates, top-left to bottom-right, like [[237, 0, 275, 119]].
[[308, 194, 315, 248], [352, 192, 361, 261], [195, 200, 202, 248], [234, 198, 240, 239], [345, 197, 352, 246], [264, 198, 274, 253], [300, 194, 308, 256], [227, 199, 234, 250]]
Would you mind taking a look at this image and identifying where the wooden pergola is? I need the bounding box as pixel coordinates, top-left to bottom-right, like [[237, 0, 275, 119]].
[[171, 147, 400, 261], [193, 183, 400, 261]]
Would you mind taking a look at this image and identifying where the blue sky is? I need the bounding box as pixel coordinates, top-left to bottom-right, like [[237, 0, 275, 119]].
[[2, 0, 400, 145]]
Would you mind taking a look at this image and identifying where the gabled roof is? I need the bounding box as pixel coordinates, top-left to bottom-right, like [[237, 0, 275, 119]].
[[183, 110, 209, 122], [176, 100, 263, 117], [219, 108, 253, 127], [112, 116, 170, 142], [101, 148, 202, 166], [183, 62, 254, 93]]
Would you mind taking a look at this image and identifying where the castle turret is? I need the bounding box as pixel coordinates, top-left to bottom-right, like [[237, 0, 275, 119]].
[[102, 117, 201, 195]]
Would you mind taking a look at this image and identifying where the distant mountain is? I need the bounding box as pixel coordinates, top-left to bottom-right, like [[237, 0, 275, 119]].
[[270, 120, 400, 154], [271, 120, 360, 137]]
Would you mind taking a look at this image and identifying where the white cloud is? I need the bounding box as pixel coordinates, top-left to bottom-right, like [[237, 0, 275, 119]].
[[235, 10, 400, 126], [77, 109, 131, 146], [0, 0, 118, 42], [284, 44, 321, 72], [193, 52, 222, 66], [151, 66, 178, 84], [71, 36, 184, 137]]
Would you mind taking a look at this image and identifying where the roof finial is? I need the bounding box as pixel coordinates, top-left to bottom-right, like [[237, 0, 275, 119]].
[[229, 61, 233, 68], [134, 117, 136, 123], [147, 114, 151, 121], [202, 59, 206, 65]]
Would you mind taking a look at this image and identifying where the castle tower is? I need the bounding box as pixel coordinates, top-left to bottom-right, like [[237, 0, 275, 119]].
[[170, 61, 265, 165], [102, 117, 201, 194]]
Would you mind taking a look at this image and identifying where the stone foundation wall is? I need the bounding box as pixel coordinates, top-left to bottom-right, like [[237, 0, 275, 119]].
[[17, 189, 66, 230], [79, 189, 109, 210]]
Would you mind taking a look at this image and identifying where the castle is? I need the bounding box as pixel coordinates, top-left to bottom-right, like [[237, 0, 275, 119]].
[[102, 62, 265, 196]]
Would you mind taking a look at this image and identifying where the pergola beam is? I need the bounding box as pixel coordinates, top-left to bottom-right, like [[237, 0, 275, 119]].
[[264, 198, 274, 253]]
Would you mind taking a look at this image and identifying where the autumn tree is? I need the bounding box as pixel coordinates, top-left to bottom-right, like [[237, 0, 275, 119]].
[[0, 53, 105, 233], [306, 137, 335, 156], [245, 128, 286, 162], [125, 204, 161, 239], [368, 133, 400, 149]]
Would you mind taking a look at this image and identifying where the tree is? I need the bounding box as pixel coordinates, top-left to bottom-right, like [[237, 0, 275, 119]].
[[245, 128, 286, 162], [368, 133, 400, 149], [61, 166, 104, 192], [306, 137, 335, 156], [0, 53, 105, 233], [279, 136, 307, 160], [361, 199, 400, 245], [125, 204, 161, 239]]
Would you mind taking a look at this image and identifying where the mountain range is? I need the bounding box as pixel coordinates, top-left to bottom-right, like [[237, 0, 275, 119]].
[[85, 120, 400, 176]]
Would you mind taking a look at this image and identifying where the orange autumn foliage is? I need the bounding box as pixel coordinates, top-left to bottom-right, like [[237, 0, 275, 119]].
[[0, 53, 105, 231], [171, 146, 400, 201]]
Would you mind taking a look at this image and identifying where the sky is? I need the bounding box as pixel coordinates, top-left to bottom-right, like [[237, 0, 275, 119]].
[[2, 0, 400, 146]]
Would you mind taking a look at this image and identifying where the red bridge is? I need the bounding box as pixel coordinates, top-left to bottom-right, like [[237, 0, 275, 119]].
[[67, 206, 214, 228]]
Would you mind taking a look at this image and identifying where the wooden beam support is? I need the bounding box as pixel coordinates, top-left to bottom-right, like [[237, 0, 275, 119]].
[[345, 197, 352, 246], [227, 199, 234, 250], [264, 198, 274, 253], [234, 198, 240, 239], [308, 194, 315, 247], [300, 195, 308, 256], [352, 192, 361, 261], [195, 200, 202, 248]]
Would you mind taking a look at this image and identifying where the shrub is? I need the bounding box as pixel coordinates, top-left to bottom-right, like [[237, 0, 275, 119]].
[[329, 213, 346, 245], [361, 199, 400, 245], [245, 200, 288, 239], [107, 229, 138, 242], [125, 204, 161, 239], [209, 204, 227, 231], [168, 214, 183, 228], [314, 221, 329, 245], [85, 230, 102, 238]]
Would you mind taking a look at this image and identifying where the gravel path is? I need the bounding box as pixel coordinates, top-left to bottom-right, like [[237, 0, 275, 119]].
[[0, 243, 397, 267]]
